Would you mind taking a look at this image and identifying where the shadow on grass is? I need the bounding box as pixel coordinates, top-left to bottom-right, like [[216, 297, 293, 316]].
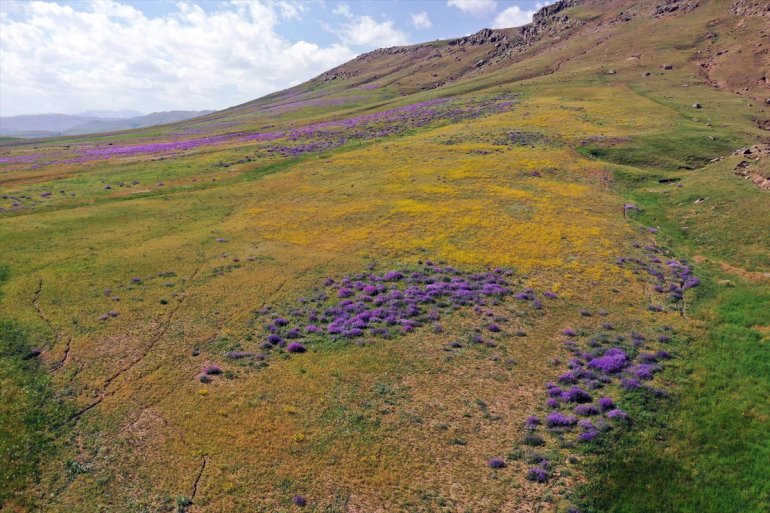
[[577, 273, 770, 513], [1, 267, 72, 507]]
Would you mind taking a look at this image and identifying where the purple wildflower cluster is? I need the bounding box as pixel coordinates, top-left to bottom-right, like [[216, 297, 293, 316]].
[[2, 95, 516, 171], [256, 262, 533, 350], [525, 458, 550, 483], [540, 332, 667, 426], [255, 95, 516, 158], [0, 154, 40, 164], [488, 456, 506, 469], [616, 250, 700, 310], [516, 241, 695, 483], [81, 131, 283, 159]]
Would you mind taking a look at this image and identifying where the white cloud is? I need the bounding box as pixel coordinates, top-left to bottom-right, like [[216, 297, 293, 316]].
[[447, 0, 498, 18], [337, 15, 408, 47], [275, 1, 305, 19], [492, 5, 536, 28], [0, 0, 356, 116], [410, 11, 432, 29], [332, 3, 353, 18]]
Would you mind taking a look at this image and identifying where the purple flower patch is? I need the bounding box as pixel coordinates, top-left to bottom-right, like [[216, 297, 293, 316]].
[[546, 411, 578, 428], [287, 342, 307, 353], [526, 467, 548, 483], [383, 271, 403, 281], [563, 386, 592, 403], [606, 409, 629, 421], [621, 377, 642, 390], [488, 457, 506, 469], [598, 397, 615, 411], [204, 365, 222, 375], [628, 363, 659, 380], [574, 404, 599, 416], [638, 352, 658, 363], [588, 348, 629, 374], [525, 416, 541, 428]]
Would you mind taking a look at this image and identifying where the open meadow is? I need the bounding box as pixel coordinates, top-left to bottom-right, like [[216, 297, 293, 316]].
[[1, 1, 768, 512]]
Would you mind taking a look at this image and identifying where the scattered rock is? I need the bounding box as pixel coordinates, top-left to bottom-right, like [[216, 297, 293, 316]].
[[732, 144, 770, 190], [24, 348, 42, 360], [654, 0, 700, 17], [730, 0, 770, 17], [662, 64, 673, 70]]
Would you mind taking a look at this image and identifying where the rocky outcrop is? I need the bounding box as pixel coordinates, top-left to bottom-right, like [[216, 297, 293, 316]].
[[514, 0, 582, 46], [730, 0, 770, 17], [532, 0, 580, 23], [448, 28, 509, 47], [653, 0, 699, 17], [312, 0, 588, 87], [733, 145, 770, 190]]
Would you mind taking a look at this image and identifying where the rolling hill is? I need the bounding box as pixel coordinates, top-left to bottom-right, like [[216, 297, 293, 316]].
[[0, 1, 768, 512]]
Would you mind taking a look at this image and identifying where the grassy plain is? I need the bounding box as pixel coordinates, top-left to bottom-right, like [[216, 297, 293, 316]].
[[0, 1, 768, 511]]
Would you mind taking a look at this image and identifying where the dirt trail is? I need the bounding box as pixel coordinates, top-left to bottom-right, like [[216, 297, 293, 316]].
[[191, 456, 209, 501], [31, 277, 74, 371]]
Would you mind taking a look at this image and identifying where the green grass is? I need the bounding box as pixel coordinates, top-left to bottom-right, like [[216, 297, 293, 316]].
[[577, 129, 744, 171], [576, 117, 770, 512], [579, 277, 770, 513], [0, 319, 70, 506]]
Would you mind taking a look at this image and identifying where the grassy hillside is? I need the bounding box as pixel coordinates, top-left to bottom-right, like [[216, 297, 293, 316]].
[[0, 1, 767, 511]]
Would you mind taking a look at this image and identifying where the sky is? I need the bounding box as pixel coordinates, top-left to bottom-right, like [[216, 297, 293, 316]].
[[0, 0, 550, 116]]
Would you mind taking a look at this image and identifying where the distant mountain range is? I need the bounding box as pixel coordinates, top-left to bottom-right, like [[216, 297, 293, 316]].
[[77, 109, 145, 119], [0, 110, 214, 138]]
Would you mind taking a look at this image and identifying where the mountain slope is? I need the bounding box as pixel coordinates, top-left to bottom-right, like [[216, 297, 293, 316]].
[[0, 1, 768, 512]]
